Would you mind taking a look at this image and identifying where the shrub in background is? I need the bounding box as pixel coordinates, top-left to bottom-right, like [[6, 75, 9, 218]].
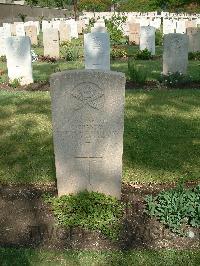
[[155, 29, 163, 46], [0, 56, 6, 62], [158, 72, 192, 87], [188, 51, 200, 61], [60, 42, 80, 61], [134, 49, 153, 60], [111, 47, 127, 59], [9, 78, 21, 88], [105, 15, 127, 45], [127, 59, 147, 83]]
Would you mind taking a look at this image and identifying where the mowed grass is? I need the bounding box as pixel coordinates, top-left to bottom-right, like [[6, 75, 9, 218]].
[[1, 249, 200, 266], [0, 89, 199, 185]]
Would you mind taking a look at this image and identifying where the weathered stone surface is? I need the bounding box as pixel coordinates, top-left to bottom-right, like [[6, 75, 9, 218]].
[[5, 36, 33, 85], [25, 25, 38, 45], [50, 70, 125, 199], [91, 26, 107, 33], [67, 19, 78, 38], [59, 22, 71, 43], [84, 32, 110, 70], [163, 33, 188, 75], [186, 27, 200, 52], [43, 28, 59, 58], [128, 22, 140, 45], [185, 20, 196, 28], [0, 27, 10, 56], [140, 26, 155, 55], [15, 23, 25, 36]]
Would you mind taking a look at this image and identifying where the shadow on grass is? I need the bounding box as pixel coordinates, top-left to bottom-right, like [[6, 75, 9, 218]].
[[0, 91, 55, 184], [123, 89, 200, 183]]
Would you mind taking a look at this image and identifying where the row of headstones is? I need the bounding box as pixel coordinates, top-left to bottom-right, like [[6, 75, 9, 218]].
[[4, 30, 191, 86], [82, 11, 200, 19], [128, 24, 200, 53], [0, 19, 88, 56]]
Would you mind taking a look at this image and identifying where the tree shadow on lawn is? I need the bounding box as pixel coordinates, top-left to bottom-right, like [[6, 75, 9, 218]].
[[0, 92, 55, 184], [0, 89, 199, 185], [123, 89, 200, 183]]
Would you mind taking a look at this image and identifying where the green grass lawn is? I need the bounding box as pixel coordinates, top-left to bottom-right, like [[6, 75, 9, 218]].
[[0, 89, 199, 185], [1, 249, 200, 266]]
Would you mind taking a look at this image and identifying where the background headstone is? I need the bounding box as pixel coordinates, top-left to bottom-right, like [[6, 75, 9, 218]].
[[16, 23, 25, 37], [163, 33, 188, 75], [59, 22, 71, 43], [25, 25, 38, 45], [5, 36, 33, 85], [140, 26, 155, 55], [50, 69, 125, 199], [128, 22, 140, 45], [186, 27, 200, 52], [84, 32, 110, 70], [43, 28, 60, 58]]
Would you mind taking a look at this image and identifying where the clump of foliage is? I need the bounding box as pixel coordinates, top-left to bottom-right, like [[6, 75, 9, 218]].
[[60, 42, 80, 61], [18, 13, 27, 22], [158, 72, 192, 87], [9, 78, 21, 88], [105, 15, 127, 45], [188, 51, 200, 61], [134, 49, 153, 60], [0, 56, 6, 62], [38, 55, 57, 63], [155, 29, 163, 46], [145, 183, 200, 235], [44, 191, 125, 240], [127, 59, 147, 83], [111, 47, 127, 59]]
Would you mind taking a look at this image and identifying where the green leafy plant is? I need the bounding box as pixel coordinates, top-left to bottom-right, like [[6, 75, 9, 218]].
[[105, 15, 127, 45], [134, 49, 153, 60], [158, 72, 192, 87], [155, 29, 163, 46], [18, 13, 27, 22], [44, 191, 125, 240], [127, 59, 147, 83], [111, 47, 127, 59], [188, 51, 200, 61], [60, 42, 80, 61], [9, 78, 21, 88], [0, 56, 6, 62], [145, 183, 200, 234]]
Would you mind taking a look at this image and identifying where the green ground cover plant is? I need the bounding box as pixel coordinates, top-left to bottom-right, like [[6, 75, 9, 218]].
[[44, 191, 125, 240]]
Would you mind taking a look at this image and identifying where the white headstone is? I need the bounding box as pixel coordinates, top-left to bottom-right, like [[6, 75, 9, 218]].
[[50, 69, 126, 199], [163, 33, 188, 75], [67, 19, 78, 38], [0, 26, 11, 56], [16, 23, 25, 36], [140, 26, 155, 55], [43, 28, 60, 58], [5, 36, 33, 85], [84, 32, 110, 70]]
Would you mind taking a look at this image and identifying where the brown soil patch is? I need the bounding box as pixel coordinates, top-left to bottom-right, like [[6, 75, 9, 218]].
[[1, 80, 200, 92], [0, 182, 199, 251]]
